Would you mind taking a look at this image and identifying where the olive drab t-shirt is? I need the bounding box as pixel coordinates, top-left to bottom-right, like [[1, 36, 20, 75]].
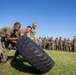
[[0, 26, 20, 38], [0, 26, 12, 37], [30, 27, 36, 39], [20, 29, 25, 34]]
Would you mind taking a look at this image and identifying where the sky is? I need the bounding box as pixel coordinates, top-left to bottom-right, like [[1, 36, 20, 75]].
[[0, 0, 76, 40]]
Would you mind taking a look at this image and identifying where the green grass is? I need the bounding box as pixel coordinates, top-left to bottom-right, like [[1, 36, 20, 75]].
[[0, 50, 76, 75]]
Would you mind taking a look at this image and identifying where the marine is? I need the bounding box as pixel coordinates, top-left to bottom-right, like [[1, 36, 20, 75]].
[[0, 22, 21, 66]]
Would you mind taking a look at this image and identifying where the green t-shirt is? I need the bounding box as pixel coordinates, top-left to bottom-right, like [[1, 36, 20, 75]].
[[0, 26, 12, 37], [30, 27, 36, 38], [0, 26, 20, 38], [20, 29, 25, 34]]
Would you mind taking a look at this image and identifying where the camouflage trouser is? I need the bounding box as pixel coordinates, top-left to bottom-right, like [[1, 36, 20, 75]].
[[55, 45, 59, 50], [59, 45, 63, 50], [67, 46, 72, 52], [63, 45, 67, 51], [43, 44, 46, 49], [0, 37, 8, 63]]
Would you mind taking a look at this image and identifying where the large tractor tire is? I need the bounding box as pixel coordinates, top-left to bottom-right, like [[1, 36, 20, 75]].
[[16, 34, 55, 74]]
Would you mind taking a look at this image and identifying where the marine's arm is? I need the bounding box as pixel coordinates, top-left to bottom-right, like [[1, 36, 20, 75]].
[[5, 34, 18, 42]]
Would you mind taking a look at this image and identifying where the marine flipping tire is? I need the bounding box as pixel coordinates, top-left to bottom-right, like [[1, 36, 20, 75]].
[[16, 34, 55, 74]]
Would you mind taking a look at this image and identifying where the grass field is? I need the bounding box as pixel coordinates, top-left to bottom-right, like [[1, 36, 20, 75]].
[[0, 50, 76, 75]]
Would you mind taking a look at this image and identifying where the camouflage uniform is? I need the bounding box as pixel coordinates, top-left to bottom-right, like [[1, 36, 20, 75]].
[[46, 38, 51, 50], [72, 36, 76, 52], [63, 38, 68, 51], [0, 37, 8, 63], [0, 26, 12, 63], [50, 37, 54, 50], [0, 26, 20, 63], [42, 37, 47, 49], [59, 37, 63, 50], [37, 37, 42, 48], [55, 37, 59, 50], [67, 38, 72, 52]]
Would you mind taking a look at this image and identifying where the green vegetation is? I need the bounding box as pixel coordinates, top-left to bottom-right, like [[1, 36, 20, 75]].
[[0, 50, 76, 75]]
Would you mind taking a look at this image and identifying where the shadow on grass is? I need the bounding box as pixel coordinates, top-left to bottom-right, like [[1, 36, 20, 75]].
[[10, 58, 40, 74], [8, 56, 14, 60], [8, 56, 24, 61]]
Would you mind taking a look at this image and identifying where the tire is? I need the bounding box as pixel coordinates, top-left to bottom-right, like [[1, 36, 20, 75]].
[[16, 34, 55, 74]]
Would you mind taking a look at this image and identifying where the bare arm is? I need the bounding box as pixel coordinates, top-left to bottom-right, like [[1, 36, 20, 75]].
[[5, 34, 18, 42]]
